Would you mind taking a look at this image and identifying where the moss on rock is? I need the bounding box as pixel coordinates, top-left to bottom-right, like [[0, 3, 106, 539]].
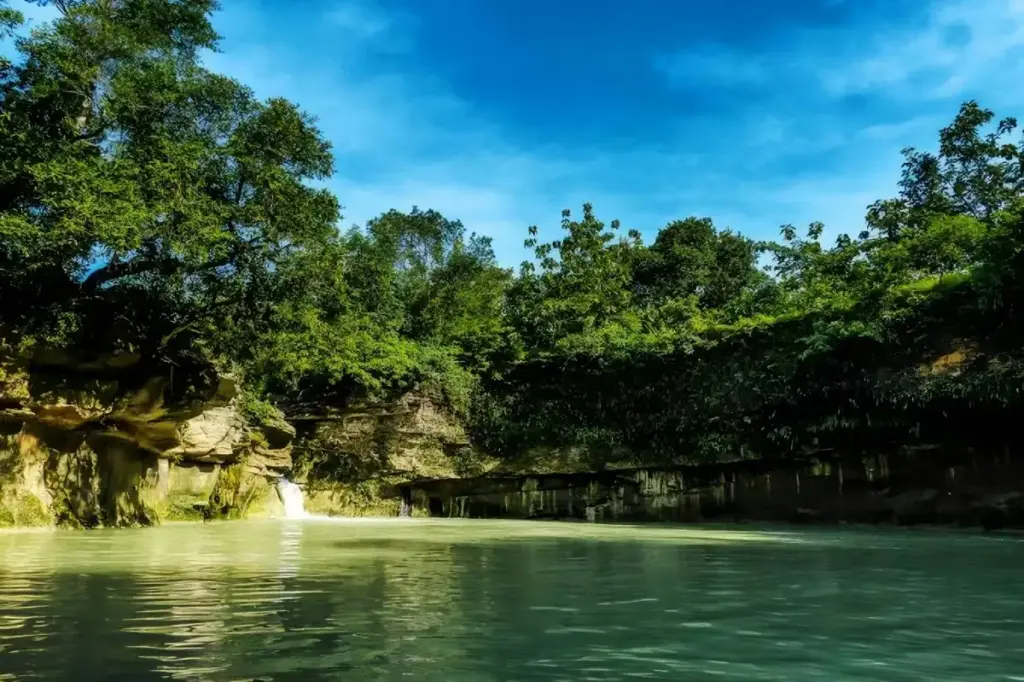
[[153, 492, 208, 522], [0, 491, 52, 528], [304, 479, 406, 517]]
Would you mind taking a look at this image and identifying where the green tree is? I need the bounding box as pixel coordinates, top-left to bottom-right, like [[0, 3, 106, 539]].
[[865, 101, 1022, 278], [762, 222, 873, 316], [404, 233, 515, 372], [508, 203, 641, 354], [0, 0, 338, 359], [0, 1, 20, 38], [631, 216, 764, 314], [343, 207, 466, 332]]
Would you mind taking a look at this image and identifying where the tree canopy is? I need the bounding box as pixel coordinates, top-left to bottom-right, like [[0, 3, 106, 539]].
[[3, 0, 1024, 470]]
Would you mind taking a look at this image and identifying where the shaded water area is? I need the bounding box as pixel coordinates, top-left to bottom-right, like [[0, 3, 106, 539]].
[[1, 520, 1024, 681]]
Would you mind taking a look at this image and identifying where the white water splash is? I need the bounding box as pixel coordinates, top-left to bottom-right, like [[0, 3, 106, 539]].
[[276, 479, 309, 519], [274, 479, 418, 522]]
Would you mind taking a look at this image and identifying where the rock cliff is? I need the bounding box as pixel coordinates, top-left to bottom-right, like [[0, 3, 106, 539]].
[[4, 350, 1022, 531], [393, 446, 1024, 529], [287, 392, 496, 517], [0, 351, 295, 528]]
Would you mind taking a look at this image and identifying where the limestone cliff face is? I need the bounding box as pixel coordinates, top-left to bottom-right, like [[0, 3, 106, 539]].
[[288, 392, 496, 517], [7, 350, 1019, 531], [0, 353, 295, 528], [0, 346, 490, 526], [397, 447, 1024, 530]]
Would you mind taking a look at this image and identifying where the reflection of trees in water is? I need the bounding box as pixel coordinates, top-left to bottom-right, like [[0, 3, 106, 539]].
[[0, 524, 305, 681], [0, 534, 58, 674], [209, 524, 474, 680], [374, 542, 465, 671], [6, 525, 1024, 680], [4, 525, 805, 681], [0, 530, 233, 681], [2, 573, 132, 680], [455, 538, 724, 678], [120, 525, 234, 680], [285, 536, 472, 678], [229, 530, 521, 680], [236, 521, 359, 680], [0, 533, 167, 680]]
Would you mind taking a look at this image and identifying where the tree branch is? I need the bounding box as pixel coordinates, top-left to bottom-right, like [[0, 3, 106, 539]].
[[80, 255, 234, 292], [158, 296, 239, 349], [81, 257, 176, 291]]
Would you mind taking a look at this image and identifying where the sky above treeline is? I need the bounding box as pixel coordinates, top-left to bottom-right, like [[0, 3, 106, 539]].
[[7, 0, 1024, 266]]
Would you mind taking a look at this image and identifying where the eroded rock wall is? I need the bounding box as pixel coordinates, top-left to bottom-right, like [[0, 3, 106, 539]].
[[289, 392, 495, 517], [400, 446, 1024, 529], [9, 348, 1020, 531], [0, 353, 294, 528], [0, 344, 490, 526]]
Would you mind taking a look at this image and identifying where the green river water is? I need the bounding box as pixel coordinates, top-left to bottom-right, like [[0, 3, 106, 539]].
[[1, 519, 1023, 681]]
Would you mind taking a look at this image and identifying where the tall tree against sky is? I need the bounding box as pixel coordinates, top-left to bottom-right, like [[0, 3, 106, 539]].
[[0, 0, 339, 356]]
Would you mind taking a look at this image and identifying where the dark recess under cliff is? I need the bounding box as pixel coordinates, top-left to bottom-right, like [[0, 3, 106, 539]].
[[390, 446, 1024, 530]]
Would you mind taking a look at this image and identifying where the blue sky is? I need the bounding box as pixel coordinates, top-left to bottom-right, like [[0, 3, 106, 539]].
[[8, 0, 1024, 266]]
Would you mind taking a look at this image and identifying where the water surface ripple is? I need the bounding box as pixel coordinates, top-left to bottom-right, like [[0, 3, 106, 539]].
[[1, 520, 1022, 681]]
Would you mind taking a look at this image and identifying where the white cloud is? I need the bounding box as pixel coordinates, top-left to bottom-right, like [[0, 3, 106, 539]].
[[645, 0, 1024, 245], [818, 0, 1024, 99], [325, 1, 390, 39], [202, 0, 712, 264], [856, 116, 942, 142], [10, 0, 1021, 265], [656, 0, 1024, 104]]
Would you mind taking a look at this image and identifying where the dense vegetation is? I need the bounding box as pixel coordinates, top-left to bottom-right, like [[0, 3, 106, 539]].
[[3, 1, 1023, 471]]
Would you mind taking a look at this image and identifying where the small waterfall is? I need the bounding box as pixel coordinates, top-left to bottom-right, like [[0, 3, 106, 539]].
[[276, 479, 309, 519]]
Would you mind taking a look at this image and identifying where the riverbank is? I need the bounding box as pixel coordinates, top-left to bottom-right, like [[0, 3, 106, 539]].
[[9, 514, 1020, 543], [3, 517, 1023, 537]]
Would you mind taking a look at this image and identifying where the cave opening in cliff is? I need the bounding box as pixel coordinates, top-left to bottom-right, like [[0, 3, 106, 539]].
[[428, 496, 443, 516]]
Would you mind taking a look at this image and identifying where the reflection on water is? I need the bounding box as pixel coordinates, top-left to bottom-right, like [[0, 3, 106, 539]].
[[1, 520, 1023, 681]]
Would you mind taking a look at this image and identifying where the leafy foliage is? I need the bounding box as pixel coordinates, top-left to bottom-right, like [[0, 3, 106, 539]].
[[474, 101, 1024, 463], [2, 0, 1023, 472], [1, 0, 340, 365]]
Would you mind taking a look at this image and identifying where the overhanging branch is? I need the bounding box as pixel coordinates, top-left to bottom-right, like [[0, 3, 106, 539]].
[[80, 255, 234, 292]]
